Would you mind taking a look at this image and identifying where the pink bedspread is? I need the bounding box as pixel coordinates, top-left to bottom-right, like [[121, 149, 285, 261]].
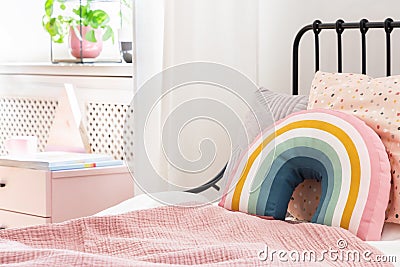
[[0, 205, 393, 266]]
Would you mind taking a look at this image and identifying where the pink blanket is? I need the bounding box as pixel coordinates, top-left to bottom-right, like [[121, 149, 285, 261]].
[[0, 205, 393, 266]]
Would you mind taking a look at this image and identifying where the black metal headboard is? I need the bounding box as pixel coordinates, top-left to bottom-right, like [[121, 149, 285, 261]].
[[293, 18, 400, 95]]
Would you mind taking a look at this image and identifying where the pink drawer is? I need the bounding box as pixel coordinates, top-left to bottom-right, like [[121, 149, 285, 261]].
[[51, 166, 134, 222], [0, 166, 51, 217], [0, 209, 50, 229]]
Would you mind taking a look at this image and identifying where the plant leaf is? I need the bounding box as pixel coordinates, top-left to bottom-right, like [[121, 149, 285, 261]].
[[46, 18, 60, 36], [73, 5, 88, 18], [84, 10, 93, 26], [60, 3, 66, 10], [45, 0, 54, 17], [42, 15, 49, 28], [46, 18, 66, 44], [102, 25, 114, 43], [53, 36, 64, 43], [85, 29, 97, 43], [89, 10, 110, 29]]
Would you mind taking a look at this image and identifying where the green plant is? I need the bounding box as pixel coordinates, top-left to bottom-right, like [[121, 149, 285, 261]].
[[42, 0, 114, 44]]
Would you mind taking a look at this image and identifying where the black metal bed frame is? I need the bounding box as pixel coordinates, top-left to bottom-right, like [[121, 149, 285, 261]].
[[190, 18, 400, 194], [293, 18, 400, 95]]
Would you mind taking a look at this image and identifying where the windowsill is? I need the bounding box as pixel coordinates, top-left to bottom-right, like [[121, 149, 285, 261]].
[[0, 62, 133, 78]]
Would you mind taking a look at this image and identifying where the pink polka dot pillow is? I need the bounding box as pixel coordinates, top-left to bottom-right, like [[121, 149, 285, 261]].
[[295, 71, 400, 224]]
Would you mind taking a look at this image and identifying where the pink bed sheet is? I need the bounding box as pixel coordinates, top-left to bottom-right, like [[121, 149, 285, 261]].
[[0, 205, 393, 266]]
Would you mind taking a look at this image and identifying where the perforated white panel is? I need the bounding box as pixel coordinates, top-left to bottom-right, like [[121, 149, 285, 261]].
[[0, 98, 58, 155], [0, 98, 132, 160], [85, 103, 131, 160], [123, 106, 134, 163]]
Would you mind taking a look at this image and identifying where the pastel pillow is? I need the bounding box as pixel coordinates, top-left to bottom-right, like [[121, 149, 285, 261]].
[[306, 71, 400, 224], [244, 88, 308, 142], [257, 87, 308, 120], [220, 109, 391, 241]]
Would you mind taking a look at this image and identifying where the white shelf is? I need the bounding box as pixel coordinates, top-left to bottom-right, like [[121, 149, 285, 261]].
[[0, 63, 133, 78]]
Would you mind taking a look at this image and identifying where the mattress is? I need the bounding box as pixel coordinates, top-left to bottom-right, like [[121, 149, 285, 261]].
[[97, 192, 400, 266]]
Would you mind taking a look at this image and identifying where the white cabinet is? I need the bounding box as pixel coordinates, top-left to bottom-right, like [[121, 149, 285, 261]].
[[0, 63, 135, 228], [0, 165, 134, 229]]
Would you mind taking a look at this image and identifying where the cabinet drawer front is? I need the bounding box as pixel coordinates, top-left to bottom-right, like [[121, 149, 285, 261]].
[[0, 210, 49, 229], [0, 166, 50, 216]]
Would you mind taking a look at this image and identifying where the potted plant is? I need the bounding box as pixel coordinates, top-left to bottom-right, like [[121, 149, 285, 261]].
[[42, 0, 115, 59]]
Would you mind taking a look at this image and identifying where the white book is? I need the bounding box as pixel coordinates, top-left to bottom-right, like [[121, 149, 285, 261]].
[[49, 160, 124, 171], [0, 151, 115, 170]]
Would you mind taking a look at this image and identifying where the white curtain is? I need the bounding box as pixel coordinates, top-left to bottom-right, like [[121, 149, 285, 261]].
[[134, 0, 259, 88], [133, 0, 260, 197]]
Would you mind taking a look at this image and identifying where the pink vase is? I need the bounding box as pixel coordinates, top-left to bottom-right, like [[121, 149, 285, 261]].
[[69, 26, 103, 59]]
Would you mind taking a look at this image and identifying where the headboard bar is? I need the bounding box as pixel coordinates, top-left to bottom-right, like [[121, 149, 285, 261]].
[[336, 19, 345, 73], [385, 18, 394, 77], [292, 18, 400, 95], [360, 19, 369, 75], [312, 20, 322, 72]]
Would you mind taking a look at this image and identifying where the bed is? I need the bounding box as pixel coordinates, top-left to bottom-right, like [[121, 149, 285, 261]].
[[1, 18, 400, 266]]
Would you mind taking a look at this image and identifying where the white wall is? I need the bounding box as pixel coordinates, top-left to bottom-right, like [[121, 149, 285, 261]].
[[163, 0, 259, 83], [135, 0, 259, 88], [0, 1, 50, 62], [259, 0, 400, 95]]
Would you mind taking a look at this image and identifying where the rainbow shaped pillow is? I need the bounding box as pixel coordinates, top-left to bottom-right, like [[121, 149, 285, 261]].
[[219, 109, 391, 241]]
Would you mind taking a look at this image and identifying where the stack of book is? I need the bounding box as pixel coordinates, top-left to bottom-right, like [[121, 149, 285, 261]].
[[0, 152, 123, 171]]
